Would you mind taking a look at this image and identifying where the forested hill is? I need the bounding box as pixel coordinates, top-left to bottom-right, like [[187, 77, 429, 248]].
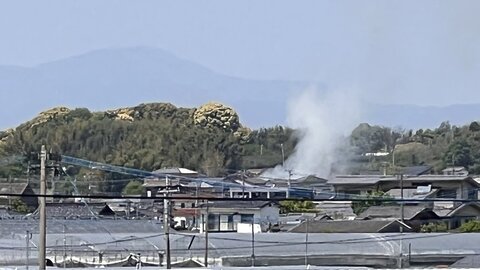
[[0, 102, 296, 177], [2, 101, 480, 181]]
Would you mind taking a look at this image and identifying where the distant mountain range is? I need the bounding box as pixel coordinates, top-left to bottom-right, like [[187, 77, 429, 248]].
[[0, 46, 479, 130]]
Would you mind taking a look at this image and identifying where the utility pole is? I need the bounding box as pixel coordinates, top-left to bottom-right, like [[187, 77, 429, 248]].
[[204, 204, 209, 268], [163, 175, 171, 269], [8, 175, 11, 207], [281, 143, 285, 167], [242, 169, 246, 198], [251, 218, 255, 267], [63, 223, 67, 269], [39, 145, 47, 270], [27, 161, 30, 185], [25, 230, 31, 270], [398, 174, 404, 269], [305, 218, 309, 267]]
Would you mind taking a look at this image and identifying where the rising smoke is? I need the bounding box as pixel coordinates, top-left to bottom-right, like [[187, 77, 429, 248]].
[[263, 88, 361, 179]]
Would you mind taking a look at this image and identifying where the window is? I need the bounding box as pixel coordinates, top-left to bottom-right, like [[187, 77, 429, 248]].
[[180, 203, 185, 208], [437, 189, 457, 199], [208, 214, 220, 231]]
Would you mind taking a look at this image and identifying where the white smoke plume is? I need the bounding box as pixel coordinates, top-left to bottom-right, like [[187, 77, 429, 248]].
[[263, 88, 361, 179]]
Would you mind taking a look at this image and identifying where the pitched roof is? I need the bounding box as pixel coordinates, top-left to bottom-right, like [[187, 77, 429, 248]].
[[289, 219, 413, 233], [43, 203, 112, 219], [436, 202, 480, 217], [450, 255, 480, 268], [0, 183, 30, 195], [358, 205, 439, 220], [316, 201, 356, 219], [400, 165, 433, 176], [152, 167, 199, 175]]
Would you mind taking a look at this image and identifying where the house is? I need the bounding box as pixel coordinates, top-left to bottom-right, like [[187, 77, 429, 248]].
[[401, 165, 434, 176], [289, 219, 413, 233], [170, 191, 220, 230], [330, 175, 479, 202], [151, 167, 202, 178], [434, 202, 480, 230], [442, 166, 469, 176], [199, 201, 280, 233], [357, 205, 440, 231], [0, 183, 37, 209], [43, 202, 115, 219], [224, 174, 321, 199], [315, 201, 356, 220], [358, 205, 438, 221], [386, 187, 438, 207], [277, 212, 330, 231]]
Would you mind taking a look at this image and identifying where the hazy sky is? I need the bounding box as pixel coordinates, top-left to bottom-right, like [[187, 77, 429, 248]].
[[1, 0, 480, 106]]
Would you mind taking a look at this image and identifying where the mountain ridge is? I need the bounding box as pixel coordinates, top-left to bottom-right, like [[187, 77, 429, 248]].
[[1, 46, 479, 130]]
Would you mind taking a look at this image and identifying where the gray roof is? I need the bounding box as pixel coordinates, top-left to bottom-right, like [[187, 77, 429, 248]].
[[289, 220, 413, 233], [316, 201, 356, 219], [434, 202, 480, 217], [201, 200, 277, 210], [357, 205, 439, 220], [330, 175, 479, 186], [400, 165, 433, 176], [2, 220, 480, 268], [329, 175, 391, 185], [152, 167, 199, 175], [0, 183, 30, 194], [43, 203, 112, 219], [450, 255, 480, 268]]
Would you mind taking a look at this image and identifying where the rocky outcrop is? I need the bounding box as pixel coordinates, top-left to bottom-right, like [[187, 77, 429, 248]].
[[105, 108, 135, 121], [105, 103, 192, 122], [29, 107, 71, 128], [0, 129, 14, 148], [193, 103, 240, 132], [234, 127, 253, 144]]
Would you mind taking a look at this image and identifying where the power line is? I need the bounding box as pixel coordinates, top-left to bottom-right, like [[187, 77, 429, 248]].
[[0, 231, 464, 253], [1, 192, 479, 203]]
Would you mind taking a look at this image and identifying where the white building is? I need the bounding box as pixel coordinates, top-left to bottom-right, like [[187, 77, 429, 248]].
[[199, 201, 280, 233]]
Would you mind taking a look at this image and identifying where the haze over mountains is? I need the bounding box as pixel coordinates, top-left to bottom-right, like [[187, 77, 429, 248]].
[[1, 47, 479, 130]]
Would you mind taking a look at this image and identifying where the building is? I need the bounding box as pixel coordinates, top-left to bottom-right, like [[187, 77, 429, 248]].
[[442, 166, 469, 176], [357, 205, 440, 231], [315, 201, 356, 220], [224, 174, 322, 199], [42, 202, 115, 219], [289, 219, 413, 233], [199, 201, 279, 233], [330, 175, 480, 201], [434, 202, 480, 230], [0, 182, 37, 209]]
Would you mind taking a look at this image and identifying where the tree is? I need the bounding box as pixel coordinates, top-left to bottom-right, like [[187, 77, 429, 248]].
[[470, 121, 480, 132], [11, 198, 30, 213], [421, 222, 448, 233], [122, 181, 144, 195], [280, 200, 316, 213], [352, 191, 393, 215], [460, 220, 480, 233], [443, 139, 473, 168]]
